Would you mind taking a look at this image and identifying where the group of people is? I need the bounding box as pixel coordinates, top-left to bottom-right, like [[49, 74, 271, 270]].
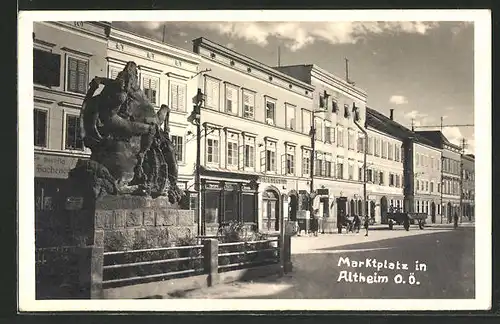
[[308, 210, 371, 237]]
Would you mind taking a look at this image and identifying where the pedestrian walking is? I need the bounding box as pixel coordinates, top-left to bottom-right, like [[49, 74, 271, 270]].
[[454, 211, 459, 229], [311, 209, 319, 236], [353, 214, 361, 233], [363, 215, 369, 236]]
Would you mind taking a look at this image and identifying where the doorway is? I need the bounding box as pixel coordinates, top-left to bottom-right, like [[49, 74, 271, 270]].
[[262, 188, 280, 231], [336, 197, 347, 228], [380, 196, 388, 224], [370, 201, 376, 219], [288, 192, 298, 221], [431, 202, 436, 223]]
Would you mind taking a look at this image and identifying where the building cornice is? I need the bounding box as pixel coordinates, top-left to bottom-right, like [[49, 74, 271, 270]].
[[43, 21, 109, 42], [193, 37, 315, 92], [310, 64, 367, 100], [109, 28, 201, 65]]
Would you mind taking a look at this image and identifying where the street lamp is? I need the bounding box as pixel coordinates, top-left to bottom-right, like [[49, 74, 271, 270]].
[[188, 88, 206, 236], [352, 103, 368, 218]]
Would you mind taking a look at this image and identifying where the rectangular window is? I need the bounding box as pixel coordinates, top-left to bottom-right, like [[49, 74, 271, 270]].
[[207, 138, 219, 164], [66, 56, 88, 94], [381, 140, 387, 158], [357, 136, 364, 153], [417, 181, 420, 190], [368, 137, 374, 155], [142, 75, 159, 105], [348, 131, 355, 150], [430, 182, 434, 192], [367, 169, 373, 182], [65, 114, 84, 150], [266, 150, 276, 172], [324, 126, 331, 144], [325, 161, 332, 177], [389, 174, 395, 186], [205, 78, 220, 110], [265, 99, 276, 125], [336, 163, 344, 179], [388, 143, 393, 160], [314, 159, 322, 176], [227, 141, 238, 166], [171, 135, 184, 162], [330, 127, 336, 143], [244, 143, 255, 168], [225, 84, 238, 115], [315, 119, 323, 141], [348, 164, 354, 180], [302, 110, 311, 134], [395, 145, 400, 162], [286, 153, 295, 175], [337, 127, 344, 147], [374, 138, 380, 156], [319, 95, 327, 109], [358, 167, 363, 181], [34, 109, 48, 147], [302, 150, 311, 176], [170, 83, 186, 112], [242, 90, 255, 119], [379, 171, 384, 185], [286, 104, 296, 131], [395, 175, 400, 187], [33, 49, 61, 87]]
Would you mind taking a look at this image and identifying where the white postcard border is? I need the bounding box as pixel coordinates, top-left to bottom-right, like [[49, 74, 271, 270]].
[[18, 9, 491, 312]]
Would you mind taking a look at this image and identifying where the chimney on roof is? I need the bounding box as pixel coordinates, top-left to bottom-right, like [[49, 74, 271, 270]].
[[390, 109, 394, 120]]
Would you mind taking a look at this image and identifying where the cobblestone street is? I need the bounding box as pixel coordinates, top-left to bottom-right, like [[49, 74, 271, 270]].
[[171, 224, 475, 299]]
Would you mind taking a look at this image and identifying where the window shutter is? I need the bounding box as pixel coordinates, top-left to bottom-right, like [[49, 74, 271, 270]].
[[281, 154, 287, 175], [77, 60, 88, 93], [68, 57, 78, 91], [238, 145, 244, 170], [260, 150, 266, 172], [178, 84, 186, 112], [171, 84, 179, 110]]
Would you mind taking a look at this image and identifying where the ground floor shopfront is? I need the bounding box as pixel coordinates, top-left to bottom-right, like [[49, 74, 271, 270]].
[[461, 200, 475, 221], [442, 196, 461, 223], [34, 151, 89, 244], [413, 194, 442, 224]]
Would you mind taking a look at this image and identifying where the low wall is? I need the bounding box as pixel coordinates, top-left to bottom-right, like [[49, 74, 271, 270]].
[[93, 196, 195, 250]]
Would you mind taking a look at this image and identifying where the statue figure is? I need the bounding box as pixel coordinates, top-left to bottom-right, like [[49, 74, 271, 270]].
[[73, 61, 183, 204]]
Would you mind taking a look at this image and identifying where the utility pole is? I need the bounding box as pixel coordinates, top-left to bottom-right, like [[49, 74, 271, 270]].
[[411, 119, 415, 132], [162, 24, 166, 43], [439, 116, 444, 223], [459, 138, 467, 223], [353, 104, 368, 220], [277, 46, 281, 67]]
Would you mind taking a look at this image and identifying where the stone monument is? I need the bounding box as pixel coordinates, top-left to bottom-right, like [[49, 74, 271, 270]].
[[42, 62, 195, 298]]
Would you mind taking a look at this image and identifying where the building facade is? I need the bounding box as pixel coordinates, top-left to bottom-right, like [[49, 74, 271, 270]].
[[413, 141, 442, 223], [192, 38, 315, 233], [275, 64, 368, 232], [365, 109, 404, 224], [416, 131, 462, 223], [106, 27, 201, 194], [33, 21, 110, 222], [461, 154, 475, 221]]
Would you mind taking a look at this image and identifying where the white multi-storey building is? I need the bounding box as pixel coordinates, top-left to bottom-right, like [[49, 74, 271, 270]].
[[275, 64, 368, 232]]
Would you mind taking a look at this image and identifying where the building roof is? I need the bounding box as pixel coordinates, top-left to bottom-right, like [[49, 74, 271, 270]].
[[365, 107, 436, 147], [192, 37, 315, 91], [414, 131, 462, 151]]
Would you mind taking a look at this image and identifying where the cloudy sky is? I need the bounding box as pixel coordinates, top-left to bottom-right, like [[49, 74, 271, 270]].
[[113, 21, 475, 153]]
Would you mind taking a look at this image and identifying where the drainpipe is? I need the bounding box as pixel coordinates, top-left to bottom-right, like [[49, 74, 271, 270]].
[[353, 104, 368, 217]]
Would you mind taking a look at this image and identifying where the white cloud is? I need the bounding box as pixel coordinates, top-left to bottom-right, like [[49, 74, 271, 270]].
[[445, 106, 455, 111], [135, 21, 440, 52], [442, 127, 464, 147], [226, 42, 235, 49], [389, 95, 408, 105]]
